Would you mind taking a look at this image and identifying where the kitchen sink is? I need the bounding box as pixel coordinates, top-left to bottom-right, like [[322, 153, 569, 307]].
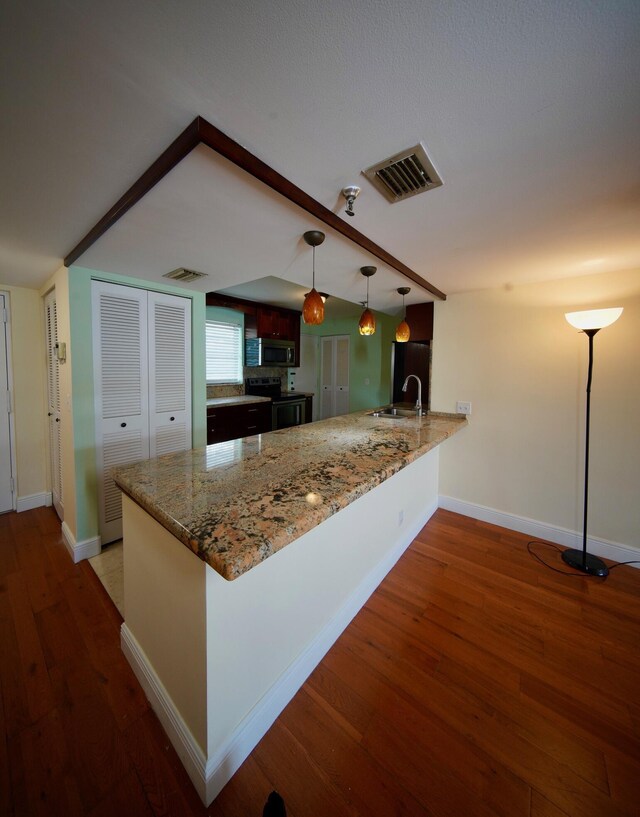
[[367, 406, 417, 419]]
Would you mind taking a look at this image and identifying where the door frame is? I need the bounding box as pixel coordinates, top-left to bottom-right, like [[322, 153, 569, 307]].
[[0, 291, 17, 513]]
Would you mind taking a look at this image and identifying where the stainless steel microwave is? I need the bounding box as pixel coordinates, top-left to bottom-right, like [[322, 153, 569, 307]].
[[245, 337, 296, 367]]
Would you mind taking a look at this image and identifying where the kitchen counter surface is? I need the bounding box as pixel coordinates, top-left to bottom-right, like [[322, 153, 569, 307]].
[[113, 408, 467, 580], [206, 395, 271, 408]]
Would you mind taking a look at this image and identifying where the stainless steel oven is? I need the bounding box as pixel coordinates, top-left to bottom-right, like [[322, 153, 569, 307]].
[[245, 377, 306, 431], [271, 396, 306, 430]]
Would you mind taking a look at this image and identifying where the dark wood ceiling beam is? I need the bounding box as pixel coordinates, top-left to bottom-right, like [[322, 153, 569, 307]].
[[65, 115, 446, 300]]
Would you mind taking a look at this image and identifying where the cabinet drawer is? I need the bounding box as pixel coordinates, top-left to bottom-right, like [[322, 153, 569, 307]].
[[206, 402, 271, 444]]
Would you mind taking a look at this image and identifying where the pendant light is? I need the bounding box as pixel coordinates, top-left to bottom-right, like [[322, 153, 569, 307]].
[[358, 266, 376, 336], [395, 287, 411, 342], [302, 231, 325, 325]]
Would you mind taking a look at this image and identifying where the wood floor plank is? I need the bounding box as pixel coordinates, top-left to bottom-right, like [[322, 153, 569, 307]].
[[435, 655, 609, 793], [252, 719, 355, 817], [520, 672, 640, 762], [17, 707, 85, 817], [215, 754, 295, 817], [61, 567, 149, 730], [6, 570, 55, 723], [281, 686, 429, 817], [2, 505, 639, 817], [86, 769, 156, 817], [323, 637, 531, 817], [0, 673, 10, 815]]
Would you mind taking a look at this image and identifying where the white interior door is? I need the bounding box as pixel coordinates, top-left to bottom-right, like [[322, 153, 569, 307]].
[[320, 336, 334, 419], [296, 334, 319, 420], [93, 281, 150, 544], [44, 290, 63, 519], [334, 336, 350, 416], [148, 291, 192, 457], [320, 335, 350, 419], [0, 293, 14, 513]]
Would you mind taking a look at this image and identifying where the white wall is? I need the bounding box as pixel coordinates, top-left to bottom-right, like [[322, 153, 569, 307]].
[[0, 284, 48, 504], [431, 268, 639, 552]]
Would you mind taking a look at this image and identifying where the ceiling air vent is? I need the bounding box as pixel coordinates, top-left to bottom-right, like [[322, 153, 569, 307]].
[[163, 268, 208, 283], [363, 142, 443, 203]]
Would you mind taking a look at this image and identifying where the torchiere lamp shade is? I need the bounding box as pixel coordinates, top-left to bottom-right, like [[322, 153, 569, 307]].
[[565, 308, 623, 330]]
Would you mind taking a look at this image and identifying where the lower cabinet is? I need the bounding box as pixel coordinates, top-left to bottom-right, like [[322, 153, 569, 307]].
[[207, 402, 271, 445]]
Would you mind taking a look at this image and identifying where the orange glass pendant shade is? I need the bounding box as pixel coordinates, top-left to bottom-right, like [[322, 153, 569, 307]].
[[395, 286, 411, 342], [358, 266, 377, 336], [302, 230, 326, 326], [395, 319, 410, 342], [303, 288, 325, 325], [359, 307, 376, 335]]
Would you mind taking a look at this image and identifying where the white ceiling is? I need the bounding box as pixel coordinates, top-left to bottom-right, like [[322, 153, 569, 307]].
[[1, 0, 639, 313]]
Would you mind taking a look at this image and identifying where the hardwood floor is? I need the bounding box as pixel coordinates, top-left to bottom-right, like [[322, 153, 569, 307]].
[[1, 506, 639, 816]]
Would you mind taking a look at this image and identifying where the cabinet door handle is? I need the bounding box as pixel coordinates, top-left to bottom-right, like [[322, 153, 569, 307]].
[[247, 425, 257, 430], [121, 422, 127, 428], [55, 417, 60, 423], [170, 416, 175, 421], [248, 408, 257, 413]]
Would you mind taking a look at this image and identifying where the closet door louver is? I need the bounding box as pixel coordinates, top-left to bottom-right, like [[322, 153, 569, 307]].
[[148, 292, 191, 458], [92, 282, 192, 545], [93, 282, 150, 544]]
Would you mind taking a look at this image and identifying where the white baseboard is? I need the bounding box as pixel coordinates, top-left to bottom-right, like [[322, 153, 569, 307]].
[[61, 521, 102, 563], [16, 491, 52, 512], [121, 624, 209, 802], [438, 496, 640, 568], [122, 498, 438, 806]]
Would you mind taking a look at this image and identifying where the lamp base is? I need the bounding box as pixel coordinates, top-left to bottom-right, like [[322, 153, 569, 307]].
[[561, 549, 609, 577]]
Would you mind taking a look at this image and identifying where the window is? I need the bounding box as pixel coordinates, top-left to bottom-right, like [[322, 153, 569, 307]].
[[206, 320, 242, 384]]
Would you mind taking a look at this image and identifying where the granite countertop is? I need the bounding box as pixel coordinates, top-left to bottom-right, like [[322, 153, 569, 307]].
[[113, 409, 467, 581], [206, 395, 271, 408]]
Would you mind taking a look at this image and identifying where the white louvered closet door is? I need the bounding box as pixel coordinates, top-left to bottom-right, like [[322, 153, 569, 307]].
[[44, 290, 63, 519], [320, 335, 350, 419], [93, 281, 150, 544], [148, 292, 191, 458]]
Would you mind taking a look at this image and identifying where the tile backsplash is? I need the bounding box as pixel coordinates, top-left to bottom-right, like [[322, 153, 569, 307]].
[[206, 367, 287, 399]]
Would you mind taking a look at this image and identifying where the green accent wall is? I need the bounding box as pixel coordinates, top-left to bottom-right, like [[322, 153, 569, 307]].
[[69, 266, 206, 542], [302, 309, 396, 411]]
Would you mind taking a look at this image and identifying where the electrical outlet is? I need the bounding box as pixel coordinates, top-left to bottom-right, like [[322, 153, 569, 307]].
[[456, 401, 472, 415], [364, 377, 370, 385]]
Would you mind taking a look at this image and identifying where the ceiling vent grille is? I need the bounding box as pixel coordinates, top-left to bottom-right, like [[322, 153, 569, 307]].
[[363, 143, 443, 203], [163, 268, 208, 283]]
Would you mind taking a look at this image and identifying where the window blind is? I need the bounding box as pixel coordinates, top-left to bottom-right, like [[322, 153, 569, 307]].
[[206, 320, 242, 384]]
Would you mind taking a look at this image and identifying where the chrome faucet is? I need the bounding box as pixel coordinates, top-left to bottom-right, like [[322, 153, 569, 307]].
[[402, 374, 423, 415]]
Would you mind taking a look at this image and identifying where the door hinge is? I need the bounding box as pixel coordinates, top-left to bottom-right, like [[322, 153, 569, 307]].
[[6, 389, 11, 413], [10, 477, 15, 492], [2, 308, 7, 324]]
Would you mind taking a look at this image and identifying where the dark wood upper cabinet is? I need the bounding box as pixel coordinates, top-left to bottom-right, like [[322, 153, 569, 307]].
[[206, 292, 301, 366], [405, 302, 434, 342]]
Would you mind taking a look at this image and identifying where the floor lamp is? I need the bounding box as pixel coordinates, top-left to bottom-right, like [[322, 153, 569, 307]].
[[562, 307, 623, 577]]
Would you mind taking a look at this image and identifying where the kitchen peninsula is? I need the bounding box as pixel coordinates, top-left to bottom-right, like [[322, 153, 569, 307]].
[[113, 409, 466, 805]]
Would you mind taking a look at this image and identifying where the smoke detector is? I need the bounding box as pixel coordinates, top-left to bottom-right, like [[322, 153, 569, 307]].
[[363, 142, 443, 203], [163, 268, 208, 283]]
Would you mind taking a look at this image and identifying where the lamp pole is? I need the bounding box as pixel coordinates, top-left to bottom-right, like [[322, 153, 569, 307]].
[[561, 307, 623, 576], [561, 329, 606, 574]]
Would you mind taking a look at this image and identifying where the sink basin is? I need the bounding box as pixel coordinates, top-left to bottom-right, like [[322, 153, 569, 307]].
[[367, 407, 417, 418]]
